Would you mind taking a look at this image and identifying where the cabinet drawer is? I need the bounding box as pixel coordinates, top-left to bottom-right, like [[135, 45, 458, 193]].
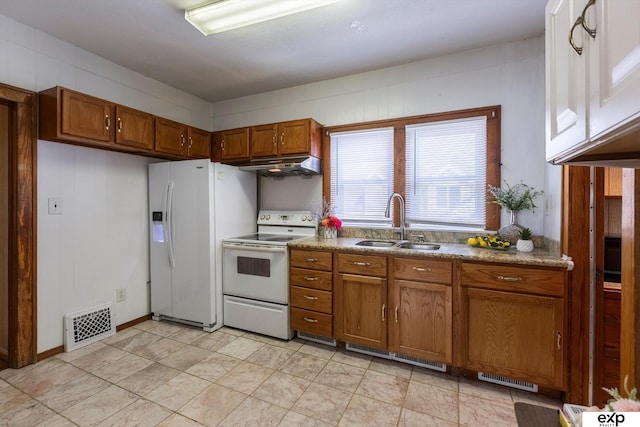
[[290, 268, 333, 291], [394, 257, 452, 284], [290, 249, 333, 271], [291, 308, 332, 337], [291, 286, 332, 314], [460, 263, 565, 297], [337, 253, 387, 277]]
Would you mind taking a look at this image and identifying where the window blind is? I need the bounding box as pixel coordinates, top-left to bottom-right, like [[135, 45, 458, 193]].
[[330, 128, 394, 225], [405, 116, 487, 228]]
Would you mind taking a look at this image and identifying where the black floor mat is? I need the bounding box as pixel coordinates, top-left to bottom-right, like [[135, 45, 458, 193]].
[[514, 402, 560, 427]]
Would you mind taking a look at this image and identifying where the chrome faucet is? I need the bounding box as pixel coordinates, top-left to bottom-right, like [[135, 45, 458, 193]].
[[384, 192, 405, 240]]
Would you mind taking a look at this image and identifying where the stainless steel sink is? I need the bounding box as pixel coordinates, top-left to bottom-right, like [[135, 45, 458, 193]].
[[355, 240, 398, 247], [395, 242, 440, 251]]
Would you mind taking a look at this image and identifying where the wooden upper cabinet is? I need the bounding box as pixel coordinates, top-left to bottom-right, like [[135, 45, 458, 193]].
[[250, 124, 279, 158], [605, 167, 622, 197], [155, 117, 187, 157], [115, 105, 154, 151], [249, 118, 322, 159], [187, 127, 211, 159], [279, 119, 314, 156], [214, 128, 250, 162], [39, 86, 115, 147]]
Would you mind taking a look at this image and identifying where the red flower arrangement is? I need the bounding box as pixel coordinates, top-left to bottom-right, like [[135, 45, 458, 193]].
[[321, 215, 342, 230]]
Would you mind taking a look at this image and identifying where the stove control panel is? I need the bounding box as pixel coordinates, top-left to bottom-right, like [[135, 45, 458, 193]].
[[257, 210, 317, 227]]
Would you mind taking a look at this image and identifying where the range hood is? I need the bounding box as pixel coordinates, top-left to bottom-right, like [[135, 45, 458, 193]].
[[237, 155, 322, 177]]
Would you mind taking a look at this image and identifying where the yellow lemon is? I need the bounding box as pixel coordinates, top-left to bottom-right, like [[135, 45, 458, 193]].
[[504, 242, 510, 247], [479, 239, 488, 247], [467, 237, 477, 245]]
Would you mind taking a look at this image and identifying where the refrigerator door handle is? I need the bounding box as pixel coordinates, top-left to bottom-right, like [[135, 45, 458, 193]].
[[166, 180, 176, 268]]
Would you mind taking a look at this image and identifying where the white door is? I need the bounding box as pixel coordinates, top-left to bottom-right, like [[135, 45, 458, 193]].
[[545, 0, 588, 163], [589, 0, 640, 138]]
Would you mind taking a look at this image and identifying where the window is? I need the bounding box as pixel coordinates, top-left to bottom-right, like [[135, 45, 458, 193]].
[[324, 106, 500, 230], [405, 117, 487, 229], [330, 128, 394, 225]]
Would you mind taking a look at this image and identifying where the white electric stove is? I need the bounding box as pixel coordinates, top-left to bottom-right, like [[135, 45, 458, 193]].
[[222, 210, 317, 339]]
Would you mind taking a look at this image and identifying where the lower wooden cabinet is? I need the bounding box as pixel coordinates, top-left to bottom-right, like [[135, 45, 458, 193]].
[[336, 273, 388, 349], [390, 279, 452, 363], [290, 249, 334, 338], [459, 262, 566, 389], [289, 248, 568, 391]]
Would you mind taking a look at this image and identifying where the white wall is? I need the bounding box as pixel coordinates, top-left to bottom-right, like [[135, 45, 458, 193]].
[[212, 36, 562, 239], [0, 14, 213, 352]]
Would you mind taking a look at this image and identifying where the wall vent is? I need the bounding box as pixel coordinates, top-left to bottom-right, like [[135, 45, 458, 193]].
[[392, 353, 447, 372], [345, 342, 392, 359], [64, 303, 116, 352], [296, 331, 337, 347], [478, 372, 538, 392]]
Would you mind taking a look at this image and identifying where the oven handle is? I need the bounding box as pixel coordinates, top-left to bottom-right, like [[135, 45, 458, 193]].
[[222, 242, 288, 253]]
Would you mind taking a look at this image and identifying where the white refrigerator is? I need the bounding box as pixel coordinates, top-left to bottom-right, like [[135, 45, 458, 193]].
[[149, 159, 256, 332]]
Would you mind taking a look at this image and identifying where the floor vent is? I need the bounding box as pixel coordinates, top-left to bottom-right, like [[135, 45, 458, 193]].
[[345, 343, 392, 359], [478, 372, 538, 393], [392, 353, 447, 372], [64, 303, 116, 352], [296, 331, 337, 347]]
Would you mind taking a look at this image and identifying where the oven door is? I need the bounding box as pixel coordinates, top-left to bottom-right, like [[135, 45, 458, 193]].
[[222, 242, 289, 304]]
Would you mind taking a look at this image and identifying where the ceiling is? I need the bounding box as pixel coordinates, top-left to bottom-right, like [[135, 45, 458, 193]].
[[0, 0, 547, 102]]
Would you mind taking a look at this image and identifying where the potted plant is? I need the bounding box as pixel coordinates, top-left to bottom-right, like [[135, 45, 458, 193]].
[[516, 227, 534, 252], [487, 181, 543, 244]]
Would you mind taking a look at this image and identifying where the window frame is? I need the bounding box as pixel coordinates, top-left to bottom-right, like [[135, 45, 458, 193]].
[[322, 105, 501, 231]]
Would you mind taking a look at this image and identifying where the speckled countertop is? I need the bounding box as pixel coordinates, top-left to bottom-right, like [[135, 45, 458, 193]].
[[288, 236, 573, 270]]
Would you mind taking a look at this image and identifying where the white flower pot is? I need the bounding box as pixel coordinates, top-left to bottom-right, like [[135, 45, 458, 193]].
[[516, 239, 534, 252]]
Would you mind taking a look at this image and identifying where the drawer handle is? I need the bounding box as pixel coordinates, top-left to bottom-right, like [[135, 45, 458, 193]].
[[557, 331, 562, 351], [304, 317, 318, 323], [354, 261, 371, 267], [304, 276, 318, 281], [303, 295, 318, 300], [413, 266, 432, 272], [497, 275, 522, 282], [382, 304, 386, 322], [105, 115, 111, 130], [395, 305, 398, 323], [305, 258, 318, 262]]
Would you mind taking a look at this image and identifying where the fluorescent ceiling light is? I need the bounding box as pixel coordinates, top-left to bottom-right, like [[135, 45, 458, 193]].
[[185, 0, 344, 35]]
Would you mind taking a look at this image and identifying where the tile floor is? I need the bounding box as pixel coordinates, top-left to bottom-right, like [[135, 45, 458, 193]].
[[0, 321, 561, 426]]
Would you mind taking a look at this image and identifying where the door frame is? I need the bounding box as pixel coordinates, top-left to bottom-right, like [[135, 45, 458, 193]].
[[1, 83, 37, 368], [562, 165, 592, 404]]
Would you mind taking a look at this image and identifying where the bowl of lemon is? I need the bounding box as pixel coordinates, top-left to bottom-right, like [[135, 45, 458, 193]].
[[467, 235, 510, 250]]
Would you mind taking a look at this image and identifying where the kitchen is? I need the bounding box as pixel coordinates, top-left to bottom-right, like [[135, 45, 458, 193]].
[[0, 0, 638, 425]]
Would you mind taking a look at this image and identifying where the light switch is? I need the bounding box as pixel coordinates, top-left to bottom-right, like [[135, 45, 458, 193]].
[[48, 197, 63, 214]]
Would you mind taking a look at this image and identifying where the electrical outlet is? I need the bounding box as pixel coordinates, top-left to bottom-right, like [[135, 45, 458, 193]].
[[116, 288, 126, 302]]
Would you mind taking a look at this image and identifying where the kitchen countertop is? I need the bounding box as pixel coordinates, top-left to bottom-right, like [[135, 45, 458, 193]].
[[288, 236, 573, 270]]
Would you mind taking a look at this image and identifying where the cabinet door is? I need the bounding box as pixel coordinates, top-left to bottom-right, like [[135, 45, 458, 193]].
[[605, 167, 622, 197], [279, 119, 310, 156], [462, 287, 565, 389], [250, 124, 278, 158], [187, 127, 211, 159], [336, 273, 387, 349], [60, 89, 114, 144], [155, 117, 186, 157], [589, 0, 640, 139], [389, 280, 452, 364], [220, 128, 250, 161], [545, 0, 588, 163], [114, 105, 154, 151]]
